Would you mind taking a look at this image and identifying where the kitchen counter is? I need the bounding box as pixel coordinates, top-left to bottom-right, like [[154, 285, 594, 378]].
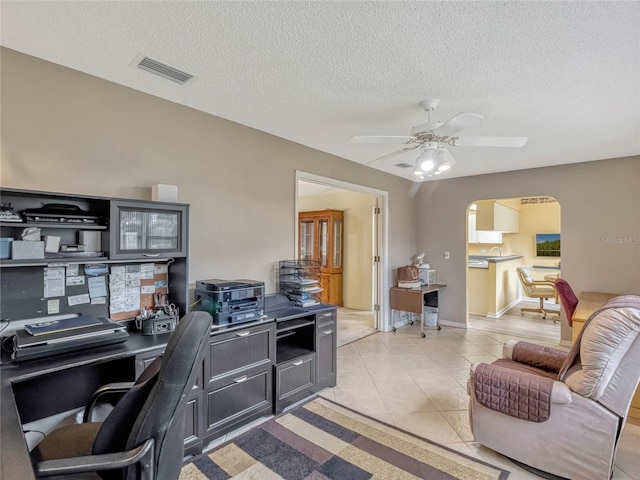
[[468, 255, 522, 268], [468, 256, 522, 317]]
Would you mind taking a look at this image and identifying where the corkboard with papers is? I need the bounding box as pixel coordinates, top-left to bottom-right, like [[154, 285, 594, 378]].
[[109, 263, 169, 321]]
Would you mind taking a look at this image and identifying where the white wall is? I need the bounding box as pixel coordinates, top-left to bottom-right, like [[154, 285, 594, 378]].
[[299, 190, 376, 310]]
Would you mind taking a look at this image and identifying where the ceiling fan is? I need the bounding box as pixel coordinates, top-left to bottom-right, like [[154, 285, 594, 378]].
[[349, 99, 528, 178]]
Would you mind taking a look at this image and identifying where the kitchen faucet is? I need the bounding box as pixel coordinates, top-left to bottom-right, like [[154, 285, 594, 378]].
[[490, 247, 502, 256]]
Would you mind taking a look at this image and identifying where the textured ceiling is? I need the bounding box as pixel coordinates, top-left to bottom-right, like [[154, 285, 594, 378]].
[[1, 1, 639, 182]]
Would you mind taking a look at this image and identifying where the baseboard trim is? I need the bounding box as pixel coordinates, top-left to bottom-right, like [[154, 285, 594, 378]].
[[438, 318, 467, 329], [486, 297, 522, 319]]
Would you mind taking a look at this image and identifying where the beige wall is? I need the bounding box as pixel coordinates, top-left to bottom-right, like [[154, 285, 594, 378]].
[[467, 199, 561, 263], [417, 156, 640, 341], [510, 201, 561, 268], [3, 48, 638, 337], [299, 191, 376, 310], [0, 48, 418, 298]]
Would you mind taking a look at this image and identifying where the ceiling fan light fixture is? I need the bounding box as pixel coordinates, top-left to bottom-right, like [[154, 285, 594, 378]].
[[438, 162, 452, 172], [413, 158, 424, 175], [417, 149, 436, 172]]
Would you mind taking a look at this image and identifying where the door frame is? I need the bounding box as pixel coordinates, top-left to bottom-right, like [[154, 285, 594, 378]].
[[295, 171, 390, 331]]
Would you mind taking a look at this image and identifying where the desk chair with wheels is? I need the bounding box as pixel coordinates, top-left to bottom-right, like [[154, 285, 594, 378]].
[[30, 311, 213, 480], [516, 267, 560, 321]]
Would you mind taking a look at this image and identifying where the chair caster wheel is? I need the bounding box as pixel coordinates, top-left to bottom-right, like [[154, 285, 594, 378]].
[[392, 327, 396, 332], [437, 325, 442, 330], [421, 332, 426, 338]]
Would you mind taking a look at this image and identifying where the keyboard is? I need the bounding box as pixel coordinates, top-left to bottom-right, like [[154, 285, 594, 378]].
[[0, 211, 23, 222]]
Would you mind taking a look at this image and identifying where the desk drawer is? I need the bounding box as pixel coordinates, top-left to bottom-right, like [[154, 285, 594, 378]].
[[204, 367, 272, 440], [274, 353, 315, 414], [316, 310, 336, 329], [206, 323, 275, 389]]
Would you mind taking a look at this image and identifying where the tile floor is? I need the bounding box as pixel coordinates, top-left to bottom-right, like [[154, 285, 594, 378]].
[[336, 307, 377, 347], [319, 319, 640, 479]]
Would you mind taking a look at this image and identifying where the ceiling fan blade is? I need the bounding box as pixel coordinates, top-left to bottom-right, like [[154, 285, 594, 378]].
[[364, 145, 420, 165], [410, 121, 442, 135], [434, 112, 484, 137], [454, 136, 528, 147], [349, 135, 415, 144]]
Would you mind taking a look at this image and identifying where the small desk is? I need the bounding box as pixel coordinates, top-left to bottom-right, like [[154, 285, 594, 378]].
[[390, 284, 446, 338], [572, 291, 640, 426], [571, 291, 618, 342]]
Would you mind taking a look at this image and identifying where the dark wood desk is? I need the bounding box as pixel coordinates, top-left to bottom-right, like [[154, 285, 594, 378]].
[[1, 331, 172, 480], [390, 284, 446, 337]]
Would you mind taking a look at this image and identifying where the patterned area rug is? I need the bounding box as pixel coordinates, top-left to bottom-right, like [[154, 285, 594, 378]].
[[180, 397, 509, 480]]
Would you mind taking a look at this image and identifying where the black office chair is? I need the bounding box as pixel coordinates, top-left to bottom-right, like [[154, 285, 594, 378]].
[[30, 311, 212, 480]]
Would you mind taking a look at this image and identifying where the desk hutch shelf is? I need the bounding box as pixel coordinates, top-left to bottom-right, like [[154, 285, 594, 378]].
[[0, 188, 189, 321]]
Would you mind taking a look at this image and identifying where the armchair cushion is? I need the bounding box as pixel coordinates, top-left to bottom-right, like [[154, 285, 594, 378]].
[[560, 298, 640, 400], [504, 340, 568, 374], [471, 362, 558, 422]]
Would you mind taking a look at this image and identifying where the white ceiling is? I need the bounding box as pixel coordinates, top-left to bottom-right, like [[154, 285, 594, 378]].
[[1, 1, 639, 182]]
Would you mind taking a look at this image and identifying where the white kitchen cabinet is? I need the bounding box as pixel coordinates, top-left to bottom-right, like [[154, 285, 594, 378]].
[[468, 212, 503, 244], [476, 202, 519, 232]]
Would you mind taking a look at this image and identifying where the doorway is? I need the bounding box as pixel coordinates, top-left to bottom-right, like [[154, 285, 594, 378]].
[[466, 196, 563, 344], [295, 172, 389, 346]]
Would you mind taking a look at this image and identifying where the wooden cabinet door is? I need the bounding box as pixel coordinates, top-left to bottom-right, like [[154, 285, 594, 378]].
[[299, 218, 316, 262], [298, 210, 343, 305], [319, 274, 330, 303]]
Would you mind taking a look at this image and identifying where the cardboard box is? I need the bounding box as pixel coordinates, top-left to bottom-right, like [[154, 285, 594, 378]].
[[12, 241, 45, 259]]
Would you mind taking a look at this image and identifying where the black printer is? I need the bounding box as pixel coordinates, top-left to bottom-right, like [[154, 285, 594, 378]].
[[194, 279, 265, 325]]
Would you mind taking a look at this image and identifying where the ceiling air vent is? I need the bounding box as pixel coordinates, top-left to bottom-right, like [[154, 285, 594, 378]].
[[137, 57, 194, 85], [395, 162, 412, 169]]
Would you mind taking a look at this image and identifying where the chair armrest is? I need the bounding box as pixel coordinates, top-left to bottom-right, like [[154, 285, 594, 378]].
[[470, 363, 571, 422], [531, 280, 556, 287], [502, 340, 568, 374], [34, 438, 154, 479], [83, 382, 135, 422]]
